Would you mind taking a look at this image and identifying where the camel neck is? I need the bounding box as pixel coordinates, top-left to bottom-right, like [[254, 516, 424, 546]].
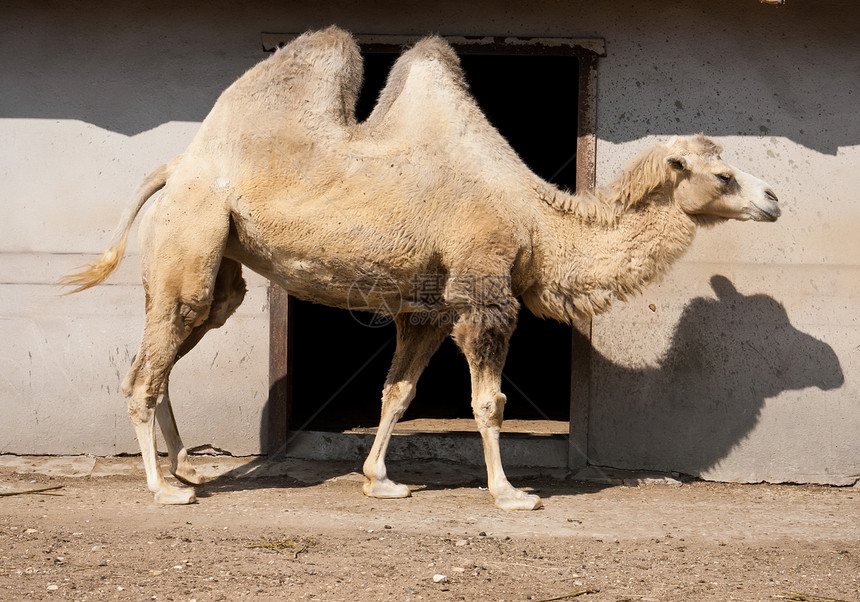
[[524, 192, 698, 322]]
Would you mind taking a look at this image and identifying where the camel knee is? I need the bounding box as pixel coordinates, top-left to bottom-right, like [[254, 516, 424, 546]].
[[381, 380, 416, 417], [173, 263, 246, 361], [472, 391, 507, 429], [178, 298, 211, 331]]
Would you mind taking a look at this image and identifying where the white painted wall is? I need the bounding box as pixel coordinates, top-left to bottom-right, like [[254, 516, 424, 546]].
[[588, 2, 858, 484], [1, 1, 856, 482]]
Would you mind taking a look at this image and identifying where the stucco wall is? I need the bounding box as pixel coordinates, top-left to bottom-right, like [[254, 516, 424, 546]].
[[1, 1, 856, 482], [587, 2, 858, 484]]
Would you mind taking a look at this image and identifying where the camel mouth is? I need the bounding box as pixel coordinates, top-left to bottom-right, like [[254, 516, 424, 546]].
[[750, 200, 780, 222]]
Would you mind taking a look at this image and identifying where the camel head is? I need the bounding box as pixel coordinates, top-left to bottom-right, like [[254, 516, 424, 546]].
[[665, 135, 780, 225]]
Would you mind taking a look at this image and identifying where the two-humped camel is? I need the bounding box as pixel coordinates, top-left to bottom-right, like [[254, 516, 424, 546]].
[[63, 26, 780, 510]]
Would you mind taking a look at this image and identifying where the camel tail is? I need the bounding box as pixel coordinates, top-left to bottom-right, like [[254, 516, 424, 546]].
[[59, 161, 174, 294]]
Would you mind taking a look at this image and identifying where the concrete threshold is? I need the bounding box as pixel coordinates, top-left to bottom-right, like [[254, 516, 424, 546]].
[[281, 430, 569, 468]]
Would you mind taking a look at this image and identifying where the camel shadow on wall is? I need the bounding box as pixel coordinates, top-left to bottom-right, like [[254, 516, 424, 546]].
[[583, 275, 844, 478]]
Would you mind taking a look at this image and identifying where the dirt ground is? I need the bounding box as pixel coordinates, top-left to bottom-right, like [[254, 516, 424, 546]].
[[1, 457, 858, 602]]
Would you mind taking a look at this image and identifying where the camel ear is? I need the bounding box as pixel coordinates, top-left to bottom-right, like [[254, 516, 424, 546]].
[[666, 155, 688, 173], [710, 274, 738, 300]]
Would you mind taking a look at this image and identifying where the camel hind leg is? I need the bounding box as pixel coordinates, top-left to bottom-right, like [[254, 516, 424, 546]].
[[123, 305, 201, 505], [123, 179, 230, 504], [362, 313, 450, 498], [155, 258, 246, 486]]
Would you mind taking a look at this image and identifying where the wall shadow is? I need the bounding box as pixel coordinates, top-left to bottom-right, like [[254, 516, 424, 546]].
[[587, 275, 845, 476], [2, 2, 857, 152], [0, 2, 258, 136]]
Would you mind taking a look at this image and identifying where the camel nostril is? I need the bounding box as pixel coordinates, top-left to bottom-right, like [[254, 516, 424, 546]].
[[765, 189, 779, 203]]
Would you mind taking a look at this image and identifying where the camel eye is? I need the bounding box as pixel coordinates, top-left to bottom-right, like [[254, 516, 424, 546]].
[[716, 173, 733, 185]]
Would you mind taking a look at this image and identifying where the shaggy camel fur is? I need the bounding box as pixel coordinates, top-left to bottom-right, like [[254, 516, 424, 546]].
[[63, 27, 780, 510]]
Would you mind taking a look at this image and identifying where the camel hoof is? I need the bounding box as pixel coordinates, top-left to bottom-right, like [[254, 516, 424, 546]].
[[154, 485, 197, 505], [171, 464, 206, 486], [363, 478, 411, 499], [493, 492, 542, 511]]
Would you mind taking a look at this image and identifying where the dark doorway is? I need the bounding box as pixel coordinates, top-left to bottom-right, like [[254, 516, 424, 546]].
[[290, 48, 578, 432]]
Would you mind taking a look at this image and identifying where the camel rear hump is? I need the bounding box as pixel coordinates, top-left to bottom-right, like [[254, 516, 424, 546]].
[[361, 35, 466, 132]]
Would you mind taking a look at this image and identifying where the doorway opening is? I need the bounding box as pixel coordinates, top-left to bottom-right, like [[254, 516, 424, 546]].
[[288, 44, 580, 435]]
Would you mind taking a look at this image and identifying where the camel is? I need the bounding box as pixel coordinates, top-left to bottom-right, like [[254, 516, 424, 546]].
[[62, 26, 780, 510]]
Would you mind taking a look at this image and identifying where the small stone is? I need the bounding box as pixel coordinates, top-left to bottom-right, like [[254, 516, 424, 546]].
[[406, 588, 418, 594], [25, 528, 37, 534], [452, 567, 466, 573], [47, 585, 59, 591], [455, 539, 468, 547], [433, 574, 447, 583], [478, 531, 487, 537]]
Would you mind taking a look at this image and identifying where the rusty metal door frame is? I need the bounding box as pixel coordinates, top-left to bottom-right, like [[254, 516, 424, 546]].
[[264, 34, 604, 465]]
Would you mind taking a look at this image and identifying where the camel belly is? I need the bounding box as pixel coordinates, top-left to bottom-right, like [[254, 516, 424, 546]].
[[224, 209, 437, 312]]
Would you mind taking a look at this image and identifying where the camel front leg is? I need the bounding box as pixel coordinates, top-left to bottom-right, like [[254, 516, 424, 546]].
[[471, 384, 541, 511], [453, 304, 541, 511], [362, 314, 449, 499]]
